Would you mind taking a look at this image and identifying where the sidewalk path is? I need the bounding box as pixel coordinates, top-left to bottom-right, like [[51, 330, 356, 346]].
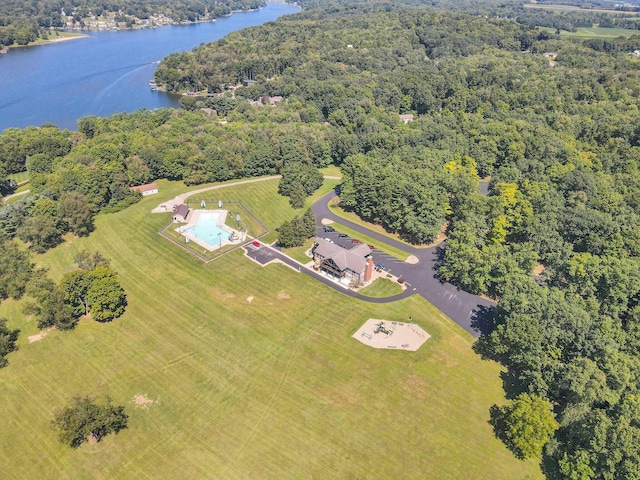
[[151, 176, 282, 213]]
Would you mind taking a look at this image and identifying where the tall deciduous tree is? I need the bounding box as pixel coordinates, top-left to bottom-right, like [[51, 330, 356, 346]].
[[493, 393, 559, 459], [86, 267, 127, 322], [59, 192, 95, 237]]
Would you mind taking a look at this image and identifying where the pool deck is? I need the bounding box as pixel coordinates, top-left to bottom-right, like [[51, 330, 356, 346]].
[[176, 209, 245, 251]]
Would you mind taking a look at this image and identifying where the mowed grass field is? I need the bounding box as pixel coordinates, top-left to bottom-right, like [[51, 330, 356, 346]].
[[0, 177, 542, 479], [538, 25, 640, 39]]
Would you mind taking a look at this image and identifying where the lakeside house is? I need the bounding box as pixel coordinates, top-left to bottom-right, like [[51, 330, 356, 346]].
[[130, 182, 159, 196], [312, 237, 374, 286]]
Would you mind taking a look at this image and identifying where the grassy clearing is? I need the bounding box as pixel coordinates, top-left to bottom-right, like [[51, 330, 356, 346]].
[[525, 3, 640, 14], [358, 278, 404, 298], [330, 222, 410, 262], [538, 24, 640, 40], [0, 178, 541, 479], [281, 237, 314, 264], [560, 26, 640, 39], [319, 165, 343, 178], [8, 171, 29, 184], [24, 31, 87, 47]]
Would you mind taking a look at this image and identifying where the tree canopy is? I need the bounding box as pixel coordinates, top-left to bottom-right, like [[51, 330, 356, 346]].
[[51, 395, 128, 448]]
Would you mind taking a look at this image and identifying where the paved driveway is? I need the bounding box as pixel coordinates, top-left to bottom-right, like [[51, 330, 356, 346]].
[[311, 191, 495, 337]]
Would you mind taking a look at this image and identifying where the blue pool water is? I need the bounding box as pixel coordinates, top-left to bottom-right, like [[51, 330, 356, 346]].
[[186, 212, 231, 248]]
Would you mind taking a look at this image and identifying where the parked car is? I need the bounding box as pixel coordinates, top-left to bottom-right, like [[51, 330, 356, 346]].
[[338, 233, 348, 238], [323, 225, 335, 232], [351, 239, 361, 244], [376, 263, 388, 271], [368, 244, 375, 250]]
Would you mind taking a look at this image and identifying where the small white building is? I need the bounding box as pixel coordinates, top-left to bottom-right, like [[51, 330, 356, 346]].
[[130, 182, 159, 196]]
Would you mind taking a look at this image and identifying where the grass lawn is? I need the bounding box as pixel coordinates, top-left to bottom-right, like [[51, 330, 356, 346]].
[[24, 31, 87, 47], [539, 25, 640, 39], [319, 165, 343, 178], [0, 178, 541, 479], [281, 237, 314, 264], [358, 277, 404, 298], [8, 171, 29, 185]]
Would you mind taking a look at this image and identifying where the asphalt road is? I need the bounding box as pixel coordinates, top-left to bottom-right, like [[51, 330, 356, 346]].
[[246, 189, 495, 337], [310, 191, 496, 337]]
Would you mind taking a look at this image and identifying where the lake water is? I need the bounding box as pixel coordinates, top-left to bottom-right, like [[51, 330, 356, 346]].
[[0, 2, 299, 132]]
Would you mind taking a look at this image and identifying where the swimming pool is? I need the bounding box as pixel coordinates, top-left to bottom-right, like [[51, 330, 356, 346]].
[[185, 212, 231, 249]]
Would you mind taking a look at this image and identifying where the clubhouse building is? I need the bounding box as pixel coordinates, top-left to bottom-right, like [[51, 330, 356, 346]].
[[312, 237, 374, 286]]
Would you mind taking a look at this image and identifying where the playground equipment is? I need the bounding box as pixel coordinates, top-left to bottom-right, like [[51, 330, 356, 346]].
[[374, 321, 392, 335]]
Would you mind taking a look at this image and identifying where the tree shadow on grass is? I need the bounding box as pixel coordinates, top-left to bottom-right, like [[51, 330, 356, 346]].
[[489, 404, 525, 460]]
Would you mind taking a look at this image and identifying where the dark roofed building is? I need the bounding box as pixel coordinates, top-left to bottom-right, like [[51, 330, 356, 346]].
[[312, 237, 373, 286], [172, 204, 190, 222]]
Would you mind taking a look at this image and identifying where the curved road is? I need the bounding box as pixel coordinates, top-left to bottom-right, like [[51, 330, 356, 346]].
[[153, 176, 494, 337], [310, 191, 495, 337]]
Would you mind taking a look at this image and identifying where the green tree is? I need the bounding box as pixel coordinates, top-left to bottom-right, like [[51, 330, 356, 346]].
[[277, 219, 297, 248], [0, 317, 19, 368], [60, 270, 93, 317], [78, 116, 98, 139], [86, 267, 127, 322], [59, 192, 94, 237], [493, 393, 559, 459], [51, 395, 128, 448], [26, 283, 77, 331], [288, 182, 306, 209], [17, 214, 62, 253], [300, 208, 317, 238], [0, 240, 33, 301], [74, 250, 110, 271]]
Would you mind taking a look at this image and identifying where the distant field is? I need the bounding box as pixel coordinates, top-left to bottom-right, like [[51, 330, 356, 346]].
[[0, 178, 542, 479], [525, 3, 640, 14], [564, 26, 640, 39], [538, 24, 640, 39]]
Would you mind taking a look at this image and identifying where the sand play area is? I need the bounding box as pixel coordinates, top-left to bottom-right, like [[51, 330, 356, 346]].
[[352, 318, 430, 351]]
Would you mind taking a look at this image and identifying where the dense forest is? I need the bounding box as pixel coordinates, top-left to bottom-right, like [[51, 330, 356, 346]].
[[0, 0, 265, 47], [0, 109, 331, 250], [4, 0, 640, 476]]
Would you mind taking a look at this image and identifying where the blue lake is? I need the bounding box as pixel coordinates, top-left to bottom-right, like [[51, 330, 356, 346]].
[[0, 2, 300, 132]]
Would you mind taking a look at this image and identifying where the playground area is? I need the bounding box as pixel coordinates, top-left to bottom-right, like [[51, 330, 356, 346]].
[[352, 318, 430, 351]]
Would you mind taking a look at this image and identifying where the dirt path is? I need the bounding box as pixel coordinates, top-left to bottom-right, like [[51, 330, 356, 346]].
[[151, 176, 282, 213], [2, 189, 29, 203]]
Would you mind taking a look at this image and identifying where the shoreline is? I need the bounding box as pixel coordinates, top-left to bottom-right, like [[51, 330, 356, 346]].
[[3, 2, 299, 52], [7, 33, 88, 50]]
